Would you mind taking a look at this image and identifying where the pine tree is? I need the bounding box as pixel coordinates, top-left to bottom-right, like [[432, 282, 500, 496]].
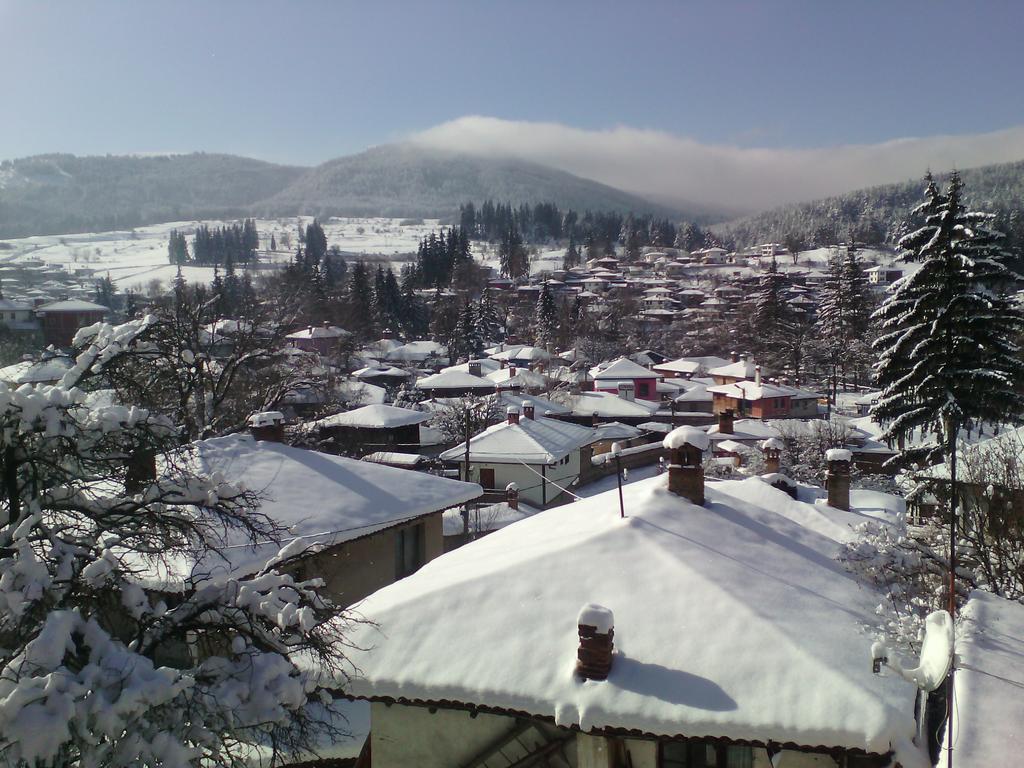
[[751, 256, 792, 368], [476, 288, 503, 343], [872, 172, 1024, 712], [498, 227, 528, 280], [563, 236, 580, 270], [270, 233, 277, 252], [534, 284, 558, 349], [456, 300, 483, 360]]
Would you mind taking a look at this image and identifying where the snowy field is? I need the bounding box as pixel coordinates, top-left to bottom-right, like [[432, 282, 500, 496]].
[[0, 216, 443, 294]]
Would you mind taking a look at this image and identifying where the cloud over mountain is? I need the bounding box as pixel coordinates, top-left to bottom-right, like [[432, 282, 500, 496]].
[[410, 116, 1024, 214]]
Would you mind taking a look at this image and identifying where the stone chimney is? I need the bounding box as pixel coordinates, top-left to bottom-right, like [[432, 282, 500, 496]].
[[760, 437, 783, 474], [523, 403, 536, 420], [730, 350, 739, 363], [576, 604, 614, 681], [717, 409, 735, 435], [468, 361, 482, 377], [754, 365, 762, 386], [249, 411, 285, 442], [591, 411, 600, 427], [507, 407, 520, 426], [307, 325, 313, 336], [322, 320, 331, 330], [825, 449, 853, 511], [662, 426, 709, 505], [617, 382, 635, 402]]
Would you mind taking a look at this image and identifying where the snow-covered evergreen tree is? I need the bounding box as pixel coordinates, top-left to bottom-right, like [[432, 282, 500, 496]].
[[873, 171, 1024, 465], [476, 288, 503, 344], [534, 284, 558, 349], [0, 321, 352, 766]]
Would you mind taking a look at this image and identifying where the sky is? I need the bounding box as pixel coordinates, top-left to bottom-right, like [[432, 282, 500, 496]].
[[3, 0, 1024, 210]]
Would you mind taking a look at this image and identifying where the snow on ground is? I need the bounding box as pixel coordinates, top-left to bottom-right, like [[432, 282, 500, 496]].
[[0, 216, 442, 294]]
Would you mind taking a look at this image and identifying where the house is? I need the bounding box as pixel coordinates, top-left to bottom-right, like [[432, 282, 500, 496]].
[[350, 364, 415, 391], [439, 407, 596, 507], [285, 322, 351, 355], [487, 365, 549, 393], [338, 434, 928, 768], [0, 298, 39, 333], [673, 382, 714, 413], [592, 357, 660, 401], [35, 299, 109, 347], [178, 424, 481, 607], [0, 352, 74, 386], [309, 403, 431, 454], [707, 369, 823, 420], [489, 345, 552, 367], [866, 265, 906, 288]]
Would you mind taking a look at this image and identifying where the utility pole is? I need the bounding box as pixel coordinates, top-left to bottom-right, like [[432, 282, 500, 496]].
[[462, 408, 472, 536]]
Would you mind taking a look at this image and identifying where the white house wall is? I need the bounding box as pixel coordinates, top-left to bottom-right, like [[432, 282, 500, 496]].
[[464, 452, 581, 507]]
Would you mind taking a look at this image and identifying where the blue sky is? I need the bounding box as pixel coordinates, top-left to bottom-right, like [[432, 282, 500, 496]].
[[3, 0, 1023, 166]]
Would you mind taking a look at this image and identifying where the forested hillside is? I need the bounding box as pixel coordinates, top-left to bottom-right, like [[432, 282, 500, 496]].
[[0, 153, 305, 238], [713, 160, 1024, 248]]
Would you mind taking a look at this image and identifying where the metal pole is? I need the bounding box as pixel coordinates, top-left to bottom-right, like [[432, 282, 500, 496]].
[[462, 408, 471, 535], [947, 430, 958, 768]]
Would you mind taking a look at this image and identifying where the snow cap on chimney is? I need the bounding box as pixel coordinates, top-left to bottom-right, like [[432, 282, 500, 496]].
[[662, 426, 708, 505], [523, 403, 535, 420], [506, 406, 520, 425], [576, 604, 614, 681], [248, 411, 285, 443], [755, 365, 762, 386]]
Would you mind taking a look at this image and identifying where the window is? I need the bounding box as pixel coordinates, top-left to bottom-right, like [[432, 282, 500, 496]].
[[660, 742, 753, 768], [395, 522, 425, 579]]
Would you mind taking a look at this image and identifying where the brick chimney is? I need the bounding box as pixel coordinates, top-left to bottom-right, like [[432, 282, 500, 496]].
[[468, 361, 482, 377], [249, 411, 285, 442], [662, 426, 709, 505], [717, 409, 735, 435], [825, 449, 852, 511], [576, 604, 614, 681], [509, 364, 517, 378], [507, 407, 520, 425], [617, 382, 635, 401], [760, 437, 783, 474], [523, 404, 535, 420]]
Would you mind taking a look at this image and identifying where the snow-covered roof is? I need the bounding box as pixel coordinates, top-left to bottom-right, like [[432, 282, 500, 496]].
[[495, 391, 571, 417], [361, 451, 427, 468], [441, 358, 501, 376], [385, 340, 446, 362], [592, 421, 642, 442], [707, 380, 822, 401], [708, 359, 758, 380], [591, 357, 655, 381], [285, 324, 350, 340], [169, 435, 481, 578], [949, 590, 1024, 767], [487, 367, 548, 389], [415, 370, 496, 391], [35, 299, 109, 313], [0, 356, 73, 385], [439, 416, 596, 465], [663, 425, 710, 451], [311, 404, 430, 429], [341, 475, 924, 763], [674, 383, 712, 402], [0, 299, 32, 311], [654, 356, 731, 375], [489, 345, 551, 363], [351, 365, 412, 380], [565, 391, 660, 419], [707, 419, 782, 441], [336, 378, 386, 405]]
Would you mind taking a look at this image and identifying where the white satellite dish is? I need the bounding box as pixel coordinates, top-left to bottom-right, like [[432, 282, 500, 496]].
[[871, 610, 953, 692]]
